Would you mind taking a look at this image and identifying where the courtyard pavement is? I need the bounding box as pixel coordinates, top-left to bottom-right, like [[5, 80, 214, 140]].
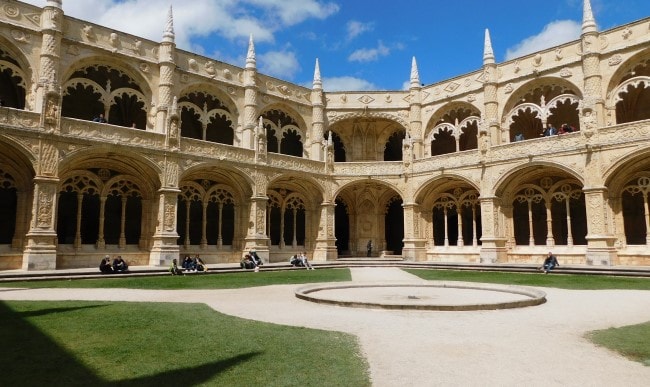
[[1, 267, 649, 386]]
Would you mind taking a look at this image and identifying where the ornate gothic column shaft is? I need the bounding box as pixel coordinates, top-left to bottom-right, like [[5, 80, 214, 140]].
[[478, 196, 507, 263], [313, 201, 337, 262], [402, 202, 426, 261], [244, 195, 269, 261], [545, 203, 554, 246], [583, 187, 616, 265], [22, 177, 59, 270]]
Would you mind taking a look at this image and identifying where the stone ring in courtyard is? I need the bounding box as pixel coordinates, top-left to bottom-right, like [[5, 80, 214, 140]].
[[295, 281, 547, 311]]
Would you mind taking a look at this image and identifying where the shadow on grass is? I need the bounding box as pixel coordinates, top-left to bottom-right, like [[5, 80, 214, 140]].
[[114, 352, 262, 386], [0, 301, 260, 386], [16, 304, 107, 318]]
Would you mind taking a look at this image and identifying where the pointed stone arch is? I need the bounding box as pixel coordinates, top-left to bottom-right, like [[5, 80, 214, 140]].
[[502, 78, 581, 142], [260, 104, 307, 157], [177, 87, 237, 145], [0, 44, 30, 109], [61, 60, 152, 128]]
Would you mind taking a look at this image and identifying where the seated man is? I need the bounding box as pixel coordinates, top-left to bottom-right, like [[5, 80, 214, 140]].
[[182, 255, 193, 271], [540, 252, 559, 274], [99, 256, 113, 274], [112, 256, 128, 272]]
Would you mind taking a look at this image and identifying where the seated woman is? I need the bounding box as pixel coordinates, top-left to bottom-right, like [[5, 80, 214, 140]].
[[112, 256, 128, 273], [99, 256, 113, 274], [196, 257, 208, 272], [240, 254, 256, 270]]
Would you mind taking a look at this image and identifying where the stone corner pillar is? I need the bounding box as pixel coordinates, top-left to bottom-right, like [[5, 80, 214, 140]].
[[477, 196, 508, 263], [149, 188, 181, 267], [313, 201, 337, 262], [243, 195, 270, 262], [22, 177, 59, 270], [583, 186, 617, 266]]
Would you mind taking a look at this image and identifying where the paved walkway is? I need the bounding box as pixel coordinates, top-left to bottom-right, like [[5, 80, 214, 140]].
[[1, 267, 650, 386]]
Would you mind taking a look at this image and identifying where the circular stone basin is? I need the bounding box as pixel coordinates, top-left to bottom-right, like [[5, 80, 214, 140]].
[[295, 281, 546, 311]]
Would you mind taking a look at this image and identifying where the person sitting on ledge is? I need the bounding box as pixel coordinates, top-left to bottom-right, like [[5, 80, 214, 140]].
[[99, 256, 113, 274], [169, 259, 183, 275], [112, 255, 128, 273], [195, 256, 207, 272], [182, 255, 194, 271], [540, 252, 559, 274], [92, 113, 107, 123]]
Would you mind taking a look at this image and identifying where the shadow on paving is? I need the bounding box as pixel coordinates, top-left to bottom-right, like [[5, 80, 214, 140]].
[[0, 301, 260, 386]]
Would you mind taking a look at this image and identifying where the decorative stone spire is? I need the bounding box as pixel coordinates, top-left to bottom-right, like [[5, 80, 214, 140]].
[[313, 58, 322, 90], [162, 5, 175, 43], [483, 28, 495, 65], [582, 0, 597, 35], [409, 56, 420, 88], [246, 34, 256, 69]]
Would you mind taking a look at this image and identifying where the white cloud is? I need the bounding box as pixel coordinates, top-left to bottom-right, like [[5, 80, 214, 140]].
[[348, 41, 390, 63], [245, 0, 339, 26], [346, 20, 373, 40], [20, 0, 336, 50], [322, 76, 378, 92], [505, 20, 581, 60], [259, 50, 301, 79]]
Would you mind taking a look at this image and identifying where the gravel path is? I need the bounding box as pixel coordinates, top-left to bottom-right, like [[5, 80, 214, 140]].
[[1, 267, 649, 386]]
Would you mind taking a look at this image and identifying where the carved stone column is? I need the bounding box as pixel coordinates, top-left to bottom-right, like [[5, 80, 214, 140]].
[[313, 201, 337, 262], [583, 187, 616, 265], [149, 157, 180, 266], [244, 196, 269, 261], [402, 202, 426, 262], [22, 177, 59, 270], [23, 137, 60, 270], [149, 189, 181, 266], [478, 196, 507, 263], [609, 196, 625, 248]]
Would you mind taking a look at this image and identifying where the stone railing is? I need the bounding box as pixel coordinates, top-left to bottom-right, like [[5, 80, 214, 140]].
[[267, 153, 325, 175], [333, 161, 403, 177], [61, 118, 166, 149], [181, 138, 255, 163], [0, 107, 41, 131]]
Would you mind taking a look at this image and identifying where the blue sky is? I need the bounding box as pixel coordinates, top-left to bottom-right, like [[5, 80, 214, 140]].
[[22, 0, 650, 91]]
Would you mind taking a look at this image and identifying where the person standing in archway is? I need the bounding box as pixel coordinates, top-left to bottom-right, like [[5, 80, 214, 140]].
[[366, 240, 372, 257]]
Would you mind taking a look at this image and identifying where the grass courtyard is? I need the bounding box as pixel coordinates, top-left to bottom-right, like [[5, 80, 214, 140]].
[[1, 268, 648, 385]]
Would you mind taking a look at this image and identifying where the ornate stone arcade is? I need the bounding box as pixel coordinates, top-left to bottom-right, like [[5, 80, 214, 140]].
[[1, 0, 650, 269]]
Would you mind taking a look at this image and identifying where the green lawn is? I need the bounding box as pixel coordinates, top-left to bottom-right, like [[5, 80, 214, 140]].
[[1, 268, 351, 289], [1, 300, 370, 386], [404, 268, 650, 290], [2, 266, 649, 381], [587, 322, 650, 366]]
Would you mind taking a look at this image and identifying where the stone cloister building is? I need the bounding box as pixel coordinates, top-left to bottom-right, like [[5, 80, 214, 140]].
[[1, 0, 650, 270]]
